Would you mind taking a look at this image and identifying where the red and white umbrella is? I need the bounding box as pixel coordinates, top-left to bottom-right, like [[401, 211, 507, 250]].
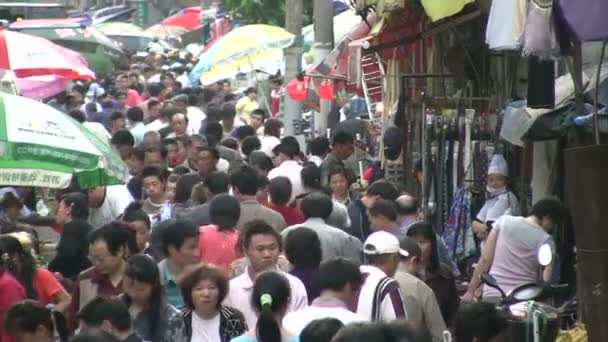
[[0, 29, 94, 80]]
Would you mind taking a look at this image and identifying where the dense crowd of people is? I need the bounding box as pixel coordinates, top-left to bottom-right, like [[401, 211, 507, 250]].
[[0, 51, 566, 342]]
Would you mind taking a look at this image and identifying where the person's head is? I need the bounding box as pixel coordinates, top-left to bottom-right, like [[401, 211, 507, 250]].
[[187, 134, 208, 162], [86, 187, 106, 209], [264, 118, 282, 138], [5, 300, 54, 342], [300, 318, 344, 342], [241, 136, 261, 158], [109, 112, 126, 134], [70, 331, 121, 342], [77, 297, 132, 338], [235, 125, 256, 142], [231, 165, 259, 197], [0, 192, 23, 220], [244, 87, 257, 100], [270, 78, 282, 90], [300, 163, 322, 191], [367, 199, 399, 231], [241, 220, 282, 272], [284, 227, 322, 270], [179, 263, 228, 315], [221, 138, 239, 151], [209, 194, 241, 231], [143, 131, 161, 147], [222, 80, 231, 93], [309, 137, 331, 159], [250, 109, 266, 130], [161, 220, 200, 268], [122, 202, 151, 253], [147, 99, 162, 120], [454, 302, 508, 342], [116, 74, 130, 90], [362, 180, 400, 208], [204, 122, 224, 144], [100, 100, 115, 111], [195, 146, 219, 176], [363, 231, 409, 277], [328, 167, 351, 199], [272, 142, 297, 166], [174, 136, 189, 165], [190, 182, 207, 205], [251, 271, 290, 342], [396, 193, 419, 219], [163, 138, 179, 167], [165, 174, 180, 202], [141, 166, 166, 202], [204, 172, 230, 198], [219, 102, 236, 124], [268, 177, 292, 206], [301, 192, 333, 221], [126, 106, 144, 125], [68, 109, 86, 123], [249, 151, 274, 177], [57, 192, 89, 224], [317, 258, 363, 302], [332, 132, 355, 161], [87, 222, 134, 275], [529, 197, 565, 233], [116, 91, 128, 109], [398, 237, 422, 275], [406, 222, 439, 272], [486, 154, 509, 192], [171, 112, 189, 136], [127, 146, 145, 176], [111, 129, 135, 161], [0, 235, 38, 299], [143, 145, 168, 169], [123, 254, 162, 305]]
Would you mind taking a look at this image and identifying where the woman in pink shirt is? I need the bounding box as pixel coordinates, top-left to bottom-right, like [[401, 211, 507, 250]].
[[0, 256, 26, 342], [198, 194, 242, 273]]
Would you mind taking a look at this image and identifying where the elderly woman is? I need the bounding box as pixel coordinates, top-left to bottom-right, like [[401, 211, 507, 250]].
[[180, 264, 247, 342]]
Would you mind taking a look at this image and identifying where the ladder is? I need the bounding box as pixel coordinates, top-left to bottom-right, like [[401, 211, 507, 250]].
[[361, 52, 385, 120]]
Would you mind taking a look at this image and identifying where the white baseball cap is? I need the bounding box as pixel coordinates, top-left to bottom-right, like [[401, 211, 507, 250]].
[[363, 231, 409, 257]]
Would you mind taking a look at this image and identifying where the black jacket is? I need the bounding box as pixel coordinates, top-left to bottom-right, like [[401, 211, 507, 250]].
[[182, 305, 247, 342], [48, 219, 92, 280]]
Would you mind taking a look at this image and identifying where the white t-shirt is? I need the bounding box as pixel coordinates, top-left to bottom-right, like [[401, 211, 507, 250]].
[[187, 106, 206, 134], [268, 161, 305, 202], [88, 185, 133, 229], [283, 302, 367, 335], [191, 312, 221, 342]]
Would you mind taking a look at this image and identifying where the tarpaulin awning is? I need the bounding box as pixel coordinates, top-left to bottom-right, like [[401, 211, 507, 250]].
[[162, 6, 202, 31]]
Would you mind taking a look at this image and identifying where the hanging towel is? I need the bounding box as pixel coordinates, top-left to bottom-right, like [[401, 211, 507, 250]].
[[486, 0, 527, 50], [521, 0, 560, 60], [420, 0, 474, 22]]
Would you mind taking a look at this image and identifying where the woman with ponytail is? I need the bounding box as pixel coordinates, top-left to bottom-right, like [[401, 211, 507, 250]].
[[231, 271, 299, 342]]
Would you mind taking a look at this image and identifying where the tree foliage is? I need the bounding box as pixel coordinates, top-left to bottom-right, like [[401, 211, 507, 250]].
[[223, 0, 313, 27]]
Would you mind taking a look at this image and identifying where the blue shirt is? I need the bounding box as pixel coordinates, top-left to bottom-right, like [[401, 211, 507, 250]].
[[158, 259, 184, 309]]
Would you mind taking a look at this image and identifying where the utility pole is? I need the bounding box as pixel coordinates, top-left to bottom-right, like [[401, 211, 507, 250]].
[[313, 0, 334, 136], [284, 0, 303, 138]]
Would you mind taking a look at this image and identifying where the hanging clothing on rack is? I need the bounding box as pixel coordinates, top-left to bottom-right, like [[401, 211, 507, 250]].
[[442, 188, 476, 262], [486, 0, 527, 50]]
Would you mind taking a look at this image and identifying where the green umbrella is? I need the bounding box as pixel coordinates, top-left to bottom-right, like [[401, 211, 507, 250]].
[[0, 93, 129, 189], [95, 22, 154, 52], [10, 27, 126, 75]]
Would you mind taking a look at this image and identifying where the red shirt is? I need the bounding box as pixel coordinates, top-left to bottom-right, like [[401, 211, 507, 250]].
[[265, 202, 305, 226], [198, 225, 240, 274], [0, 272, 26, 342], [126, 89, 142, 107]]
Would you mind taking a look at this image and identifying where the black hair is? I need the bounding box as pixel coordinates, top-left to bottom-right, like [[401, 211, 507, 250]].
[[284, 227, 322, 269], [221, 138, 239, 151], [235, 125, 256, 141], [171, 112, 189, 123], [123, 255, 164, 341], [5, 300, 53, 336], [301, 192, 333, 220], [109, 111, 125, 122], [160, 220, 200, 255], [249, 151, 274, 173], [264, 119, 282, 138], [317, 258, 363, 292], [197, 146, 220, 162], [241, 136, 261, 157], [251, 108, 266, 119], [122, 201, 151, 231], [368, 199, 398, 221], [219, 102, 236, 119], [147, 98, 162, 110], [230, 165, 259, 196], [273, 142, 297, 160], [0, 235, 39, 299], [188, 134, 207, 146], [0, 191, 23, 210], [126, 107, 144, 123], [111, 129, 135, 147], [77, 297, 132, 332], [204, 172, 230, 195], [406, 222, 440, 273], [399, 237, 422, 259], [130, 146, 145, 162], [209, 194, 241, 231], [281, 136, 301, 155], [332, 131, 354, 146], [530, 197, 565, 225], [163, 137, 177, 148], [454, 302, 508, 342], [100, 100, 114, 110], [141, 165, 166, 183], [88, 222, 136, 257], [268, 177, 292, 206], [68, 109, 86, 123], [327, 166, 353, 187], [69, 332, 121, 342], [309, 137, 330, 157], [144, 144, 168, 160], [242, 220, 282, 250], [301, 164, 322, 190], [85, 102, 98, 113], [396, 194, 419, 216], [251, 271, 291, 342], [62, 192, 89, 220], [204, 122, 224, 143], [300, 318, 344, 342], [367, 180, 400, 201]]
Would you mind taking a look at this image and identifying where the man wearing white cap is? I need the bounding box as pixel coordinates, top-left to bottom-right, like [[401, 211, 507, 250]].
[[352, 231, 408, 322], [473, 154, 521, 243]]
